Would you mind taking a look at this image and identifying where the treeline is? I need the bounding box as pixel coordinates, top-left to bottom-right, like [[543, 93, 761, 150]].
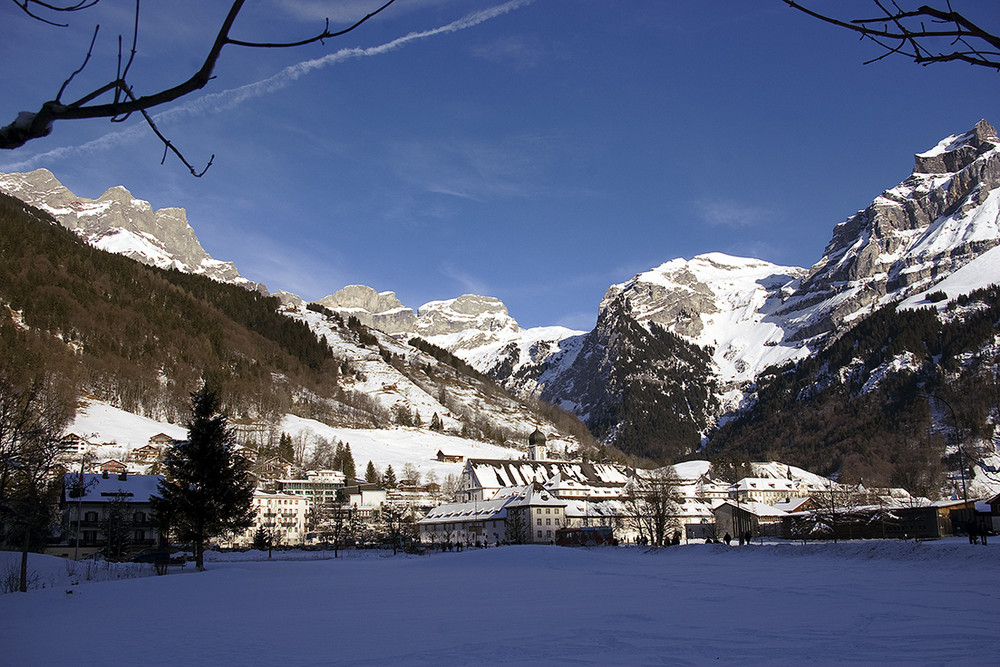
[[709, 288, 1000, 495], [0, 192, 338, 422]]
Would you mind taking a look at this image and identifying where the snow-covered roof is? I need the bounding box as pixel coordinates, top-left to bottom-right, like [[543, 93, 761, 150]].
[[419, 496, 511, 524], [64, 473, 163, 504], [772, 498, 813, 513], [715, 499, 788, 518], [467, 458, 630, 491], [504, 482, 567, 509]]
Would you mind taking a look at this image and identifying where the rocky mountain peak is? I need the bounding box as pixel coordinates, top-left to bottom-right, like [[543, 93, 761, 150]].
[[416, 294, 519, 337], [0, 169, 262, 292], [314, 285, 416, 333], [914, 119, 997, 174], [777, 119, 1000, 342]]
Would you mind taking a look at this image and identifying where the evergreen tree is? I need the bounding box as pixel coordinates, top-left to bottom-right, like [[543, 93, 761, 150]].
[[277, 432, 294, 462], [342, 444, 357, 482], [382, 464, 397, 489], [430, 412, 443, 431], [152, 383, 256, 570], [365, 460, 379, 485]]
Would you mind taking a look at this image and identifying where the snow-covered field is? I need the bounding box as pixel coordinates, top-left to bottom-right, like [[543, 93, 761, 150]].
[[2, 540, 995, 666]]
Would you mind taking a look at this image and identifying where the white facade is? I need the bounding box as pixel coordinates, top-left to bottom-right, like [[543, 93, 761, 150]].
[[231, 491, 309, 547]]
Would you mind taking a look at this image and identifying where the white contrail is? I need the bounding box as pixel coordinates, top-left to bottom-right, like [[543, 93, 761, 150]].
[[2, 0, 535, 170]]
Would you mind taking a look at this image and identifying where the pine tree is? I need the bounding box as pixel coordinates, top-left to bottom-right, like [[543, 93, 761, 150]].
[[365, 460, 379, 485], [277, 432, 294, 463], [333, 441, 346, 471], [152, 383, 256, 570], [342, 444, 357, 482], [382, 464, 397, 489], [430, 412, 443, 431]]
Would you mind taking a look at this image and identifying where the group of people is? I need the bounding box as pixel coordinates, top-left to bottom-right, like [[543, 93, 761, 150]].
[[718, 531, 754, 546]]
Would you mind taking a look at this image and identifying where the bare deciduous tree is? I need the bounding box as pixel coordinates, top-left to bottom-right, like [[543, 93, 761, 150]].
[[0, 366, 76, 592], [2, 0, 399, 175], [784, 1, 1000, 70], [623, 467, 683, 547]]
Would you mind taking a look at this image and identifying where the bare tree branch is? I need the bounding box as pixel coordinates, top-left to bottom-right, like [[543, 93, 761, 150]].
[[784, 1, 1000, 71], [12, 0, 100, 28], [1, 0, 399, 176]]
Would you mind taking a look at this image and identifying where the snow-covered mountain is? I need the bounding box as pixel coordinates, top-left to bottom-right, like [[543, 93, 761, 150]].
[[0, 168, 262, 290], [774, 118, 1000, 341], [5, 120, 1000, 466]]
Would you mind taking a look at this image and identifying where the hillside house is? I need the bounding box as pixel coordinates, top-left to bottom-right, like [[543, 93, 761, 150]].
[[340, 482, 387, 520], [436, 450, 464, 463], [130, 444, 163, 465], [97, 459, 127, 476], [148, 433, 175, 447]]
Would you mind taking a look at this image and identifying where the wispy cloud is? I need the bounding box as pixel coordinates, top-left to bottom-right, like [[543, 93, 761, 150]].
[[388, 133, 556, 201], [694, 199, 772, 228], [1, 0, 535, 171]]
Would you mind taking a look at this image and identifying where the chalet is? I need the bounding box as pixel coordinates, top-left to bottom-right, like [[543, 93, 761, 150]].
[[53, 472, 163, 559], [251, 455, 294, 483], [130, 444, 163, 465], [98, 459, 127, 476], [436, 450, 464, 463], [148, 433, 175, 446]]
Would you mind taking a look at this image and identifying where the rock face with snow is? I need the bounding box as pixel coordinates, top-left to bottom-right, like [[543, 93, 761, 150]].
[[416, 294, 518, 338], [775, 119, 1000, 342], [316, 285, 416, 333], [0, 168, 263, 291]]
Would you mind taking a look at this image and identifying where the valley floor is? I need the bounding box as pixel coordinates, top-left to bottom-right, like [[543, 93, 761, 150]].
[[1, 540, 996, 666]]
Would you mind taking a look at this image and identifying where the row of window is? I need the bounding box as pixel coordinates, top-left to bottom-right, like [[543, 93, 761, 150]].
[[536, 518, 560, 526], [82, 511, 147, 522]]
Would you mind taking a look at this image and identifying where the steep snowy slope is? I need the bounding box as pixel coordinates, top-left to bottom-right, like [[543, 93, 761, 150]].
[[599, 253, 809, 405]]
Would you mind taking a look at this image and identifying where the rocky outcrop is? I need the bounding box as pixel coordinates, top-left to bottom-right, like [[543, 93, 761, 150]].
[[415, 294, 519, 338], [0, 168, 262, 291], [777, 119, 1000, 342], [315, 285, 416, 333]]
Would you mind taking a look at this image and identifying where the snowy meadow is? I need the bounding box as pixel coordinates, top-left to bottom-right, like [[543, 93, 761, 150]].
[[1, 540, 996, 666]]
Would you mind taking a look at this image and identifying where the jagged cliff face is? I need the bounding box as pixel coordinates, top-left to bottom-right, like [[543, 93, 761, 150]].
[[0, 168, 261, 291], [776, 119, 1000, 342], [316, 285, 416, 333]]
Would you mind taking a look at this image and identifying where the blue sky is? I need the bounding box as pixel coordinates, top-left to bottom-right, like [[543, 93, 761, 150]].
[[3, 0, 999, 330]]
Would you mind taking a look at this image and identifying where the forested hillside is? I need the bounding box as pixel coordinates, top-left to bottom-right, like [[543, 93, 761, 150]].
[[708, 288, 1000, 495], [0, 191, 339, 423]]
